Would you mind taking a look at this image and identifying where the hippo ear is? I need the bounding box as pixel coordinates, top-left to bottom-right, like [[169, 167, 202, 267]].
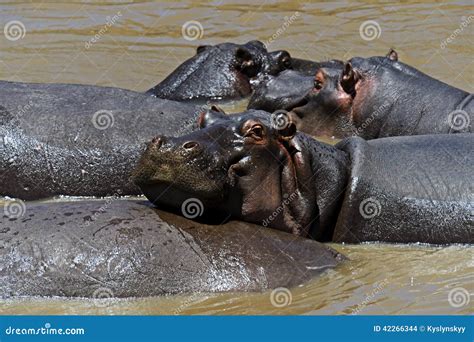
[[386, 48, 398, 61], [277, 122, 297, 141], [196, 45, 211, 54], [210, 105, 225, 113], [235, 47, 258, 76], [197, 108, 227, 128], [340, 62, 360, 96], [271, 50, 292, 70]]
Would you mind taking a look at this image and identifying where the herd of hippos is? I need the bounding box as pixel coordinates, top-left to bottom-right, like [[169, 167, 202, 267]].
[[0, 40, 472, 299]]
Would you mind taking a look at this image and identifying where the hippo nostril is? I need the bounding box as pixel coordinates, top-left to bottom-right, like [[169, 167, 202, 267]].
[[151, 136, 165, 148], [182, 141, 199, 150]]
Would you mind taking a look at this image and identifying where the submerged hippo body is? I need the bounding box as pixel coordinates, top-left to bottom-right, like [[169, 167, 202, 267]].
[[0, 81, 201, 200], [134, 111, 473, 245], [286, 57, 473, 139], [147, 41, 291, 101], [0, 200, 343, 298]]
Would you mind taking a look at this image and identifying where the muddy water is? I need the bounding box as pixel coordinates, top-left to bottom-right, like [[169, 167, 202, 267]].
[[0, 1, 473, 314]]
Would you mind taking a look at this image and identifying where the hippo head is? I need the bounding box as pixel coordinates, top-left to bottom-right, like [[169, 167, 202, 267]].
[[133, 109, 318, 236], [148, 40, 292, 101], [285, 62, 365, 138]]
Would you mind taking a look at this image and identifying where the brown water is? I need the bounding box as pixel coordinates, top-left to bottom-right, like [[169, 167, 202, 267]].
[[0, 1, 473, 315]]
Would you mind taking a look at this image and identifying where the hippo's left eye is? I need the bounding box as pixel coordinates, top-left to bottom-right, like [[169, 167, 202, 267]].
[[246, 125, 264, 140]]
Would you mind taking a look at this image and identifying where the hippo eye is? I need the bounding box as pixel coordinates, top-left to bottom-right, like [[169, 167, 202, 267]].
[[246, 125, 264, 140], [314, 80, 323, 90]]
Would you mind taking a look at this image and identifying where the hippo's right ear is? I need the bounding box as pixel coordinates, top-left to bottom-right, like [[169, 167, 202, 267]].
[[196, 45, 211, 54], [277, 122, 297, 141], [340, 62, 360, 96], [386, 48, 398, 61], [197, 107, 228, 128]]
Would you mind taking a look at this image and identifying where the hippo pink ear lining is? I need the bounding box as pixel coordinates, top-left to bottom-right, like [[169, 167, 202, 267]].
[[386, 48, 398, 61], [277, 122, 297, 141], [340, 62, 360, 96]]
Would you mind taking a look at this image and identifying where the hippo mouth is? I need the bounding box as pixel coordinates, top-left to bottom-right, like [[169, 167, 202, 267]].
[[133, 146, 248, 213]]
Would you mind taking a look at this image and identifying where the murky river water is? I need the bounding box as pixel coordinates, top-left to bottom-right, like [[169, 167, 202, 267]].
[[0, 1, 472, 315]]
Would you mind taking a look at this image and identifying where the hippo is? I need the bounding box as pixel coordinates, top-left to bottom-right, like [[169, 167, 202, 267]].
[[133, 110, 473, 245], [0, 199, 343, 298], [247, 49, 400, 115], [0, 81, 202, 200], [270, 57, 473, 139], [147, 40, 292, 101]]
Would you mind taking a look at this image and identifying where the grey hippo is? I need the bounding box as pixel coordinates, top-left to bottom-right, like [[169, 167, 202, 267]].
[[133, 110, 473, 245], [147, 40, 292, 101], [248, 54, 473, 139], [0, 199, 343, 298], [247, 49, 398, 113], [0, 81, 201, 200]]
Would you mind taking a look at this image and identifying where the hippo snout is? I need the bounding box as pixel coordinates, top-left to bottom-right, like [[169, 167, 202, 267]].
[[148, 135, 202, 156], [182, 141, 200, 151]]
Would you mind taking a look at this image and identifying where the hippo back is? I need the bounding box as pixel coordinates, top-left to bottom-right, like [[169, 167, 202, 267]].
[[0, 200, 344, 298], [333, 134, 473, 244], [0, 80, 200, 150]]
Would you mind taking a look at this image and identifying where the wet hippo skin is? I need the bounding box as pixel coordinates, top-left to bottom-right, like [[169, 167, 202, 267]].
[[147, 40, 292, 101], [134, 111, 473, 245], [287, 57, 473, 139], [247, 49, 398, 115], [0, 200, 344, 298], [0, 81, 202, 200]]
